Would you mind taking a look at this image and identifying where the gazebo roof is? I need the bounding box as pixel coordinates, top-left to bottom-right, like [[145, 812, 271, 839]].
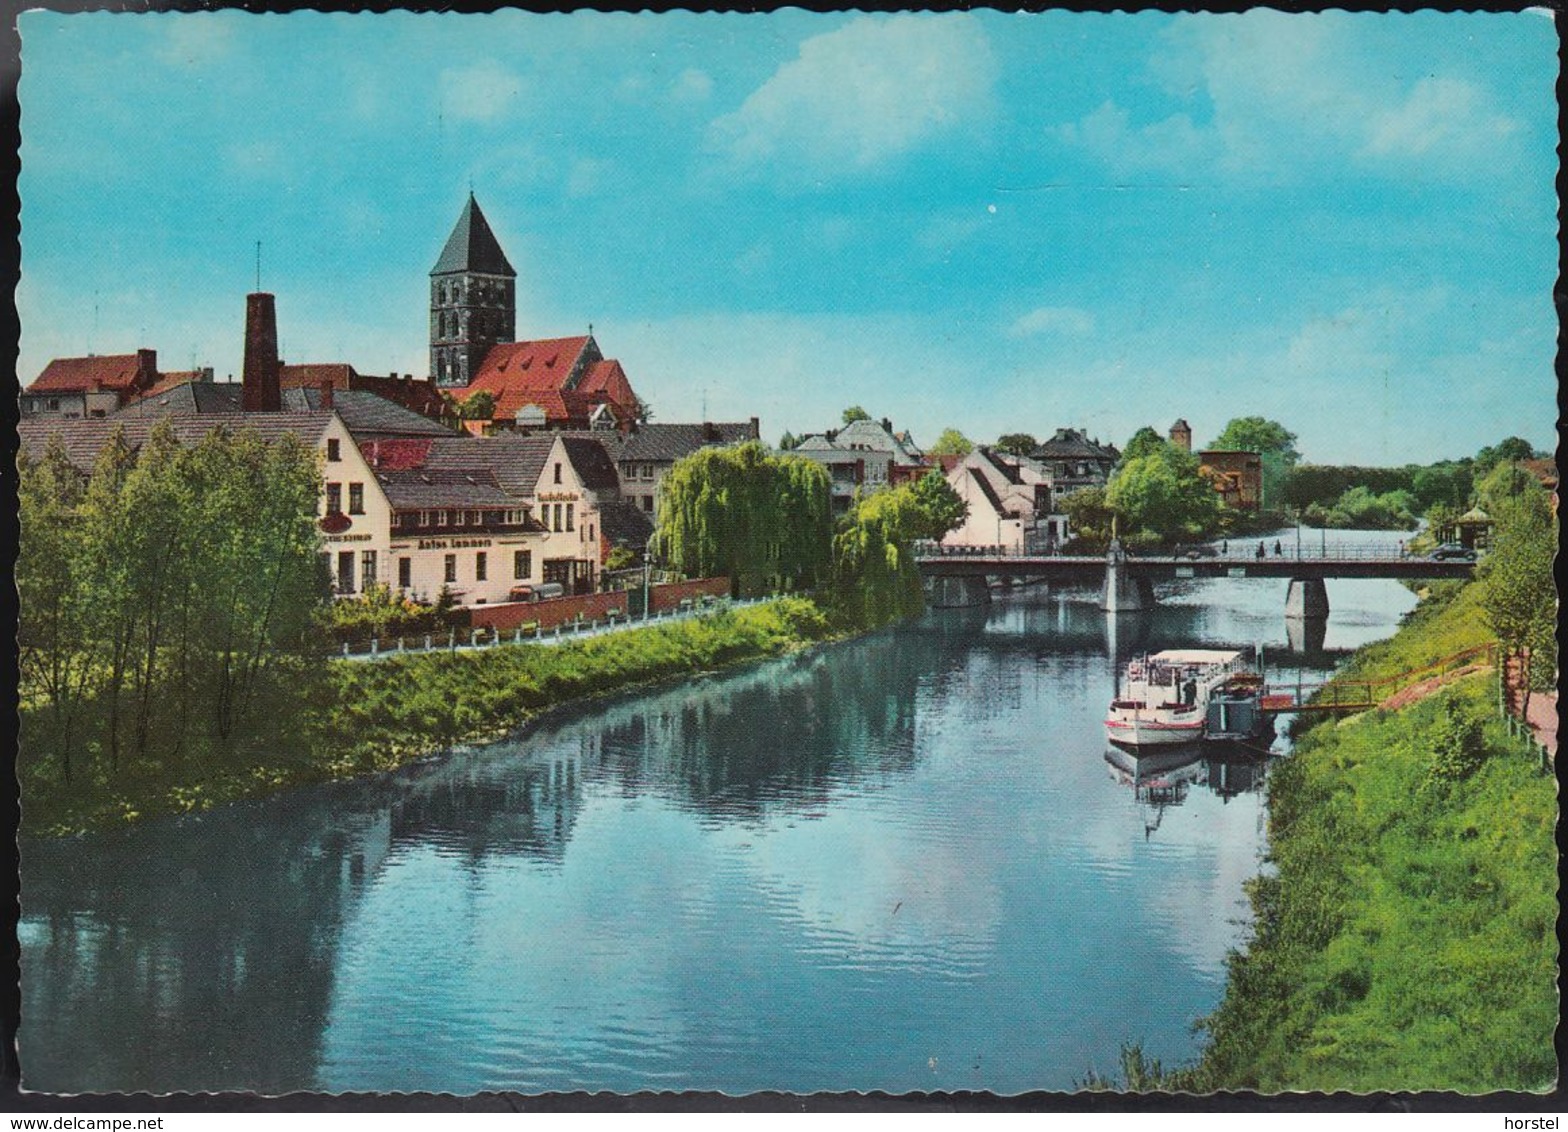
[[1457, 507, 1492, 525]]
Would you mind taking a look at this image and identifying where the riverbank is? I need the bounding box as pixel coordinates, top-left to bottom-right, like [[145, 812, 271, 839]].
[[21, 596, 847, 837], [1174, 581, 1557, 1093]]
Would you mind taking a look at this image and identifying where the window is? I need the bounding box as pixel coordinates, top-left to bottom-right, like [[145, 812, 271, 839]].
[[361, 550, 377, 587], [565, 504, 575, 532], [552, 504, 563, 532], [453, 510, 465, 527], [326, 483, 342, 514], [514, 550, 531, 579], [554, 462, 562, 484], [348, 483, 364, 515], [588, 523, 594, 543], [326, 438, 341, 462], [444, 554, 457, 584], [418, 510, 430, 527], [47, 399, 60, 411], [642, 495, 654, 513], [337, 551, 355, 594], [475, 552, 487, 582], [398, 557, 412, 589], [472, 511, 483, 526], [437, 511, 449, 527]]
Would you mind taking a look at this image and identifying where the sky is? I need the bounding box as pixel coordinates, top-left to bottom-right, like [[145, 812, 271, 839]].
[[16, 9, 1560, 465]]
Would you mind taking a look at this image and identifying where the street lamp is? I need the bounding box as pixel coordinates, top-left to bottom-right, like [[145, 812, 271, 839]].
[[642, 532, 656, 620]]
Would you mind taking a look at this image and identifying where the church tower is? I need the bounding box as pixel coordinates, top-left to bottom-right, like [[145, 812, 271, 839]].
[[430, 193, 517, 387]]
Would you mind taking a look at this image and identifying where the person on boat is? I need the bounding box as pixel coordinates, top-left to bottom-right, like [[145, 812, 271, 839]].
[[1183, 677, 1197, 706], [1256, 541, 1265, 559], [1274, 540, 1283, 556]]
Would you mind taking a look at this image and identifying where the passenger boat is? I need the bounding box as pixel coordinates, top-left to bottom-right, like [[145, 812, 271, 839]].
[[1104, 649, 1265, 748]]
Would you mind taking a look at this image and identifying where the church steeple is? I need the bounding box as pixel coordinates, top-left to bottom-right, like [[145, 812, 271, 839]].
[[430, 193, 517, 387]]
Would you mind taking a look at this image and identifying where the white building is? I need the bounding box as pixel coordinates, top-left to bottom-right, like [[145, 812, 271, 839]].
[[942, 446, 1067, 553]]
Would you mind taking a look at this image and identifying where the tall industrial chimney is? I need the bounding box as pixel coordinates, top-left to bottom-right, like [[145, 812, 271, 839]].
[[242, 292, 282, 412]]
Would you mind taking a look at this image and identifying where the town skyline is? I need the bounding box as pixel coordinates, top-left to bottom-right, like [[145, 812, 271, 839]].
[[18, 9, 1558, 465]]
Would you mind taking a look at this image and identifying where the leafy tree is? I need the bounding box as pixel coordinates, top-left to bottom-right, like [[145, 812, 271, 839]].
[[777, 431, 801, 451], [994, 433, 1039, 457], [1060, 486, 1115, 544], [1476, 459, 1538, 512], [1323, 485, 1419, 530], [604, 545, 639, 571], [1107, 445, 1220, 542], [1120, 426, 1167, 464], [459, 390, 495, 420], [1479, 481, 1556, 705], [1475, 436, 1537, 474], [928, 428, 974, 457], [907, 470, 968, 540], [1212, 416, 1300, 509], [655, 441, 833, 597], [833, 487, 926, 627], [1411, 462, 1474, 513], [841, 406, 871, 425]]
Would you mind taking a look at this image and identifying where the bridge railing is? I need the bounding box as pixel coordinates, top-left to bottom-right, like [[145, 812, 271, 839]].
[[914, 540, 1450, 564]]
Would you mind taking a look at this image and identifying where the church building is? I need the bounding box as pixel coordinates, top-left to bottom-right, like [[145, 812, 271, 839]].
[[429, 194, 643, 432]]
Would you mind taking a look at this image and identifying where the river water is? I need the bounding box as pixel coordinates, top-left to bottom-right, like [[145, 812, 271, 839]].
[[20, 531, 1417, 1095]]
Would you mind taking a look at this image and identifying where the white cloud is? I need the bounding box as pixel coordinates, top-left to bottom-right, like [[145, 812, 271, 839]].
[[1055, 12, 1522, 183], [439, 59, 523, 124], [1009, 306, 1095, 338], [671, 68, 714, 104], [709, 14, 997, 176]]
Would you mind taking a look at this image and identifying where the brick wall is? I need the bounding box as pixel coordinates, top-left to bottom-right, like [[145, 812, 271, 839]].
[[469, 576, 732, 632]]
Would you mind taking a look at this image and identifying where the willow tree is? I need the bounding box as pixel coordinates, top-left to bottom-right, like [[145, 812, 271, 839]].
[[655, 441, 833, 597]]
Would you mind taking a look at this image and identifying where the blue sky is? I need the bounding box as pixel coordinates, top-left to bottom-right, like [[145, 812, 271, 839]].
[[17, 10, 1559, 464]]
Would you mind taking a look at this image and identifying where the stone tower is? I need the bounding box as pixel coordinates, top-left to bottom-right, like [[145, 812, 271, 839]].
[[1169, 418, 1192, 453], [430, 193, 517, 388]]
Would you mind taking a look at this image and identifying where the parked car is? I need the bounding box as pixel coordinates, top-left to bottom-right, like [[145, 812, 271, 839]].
[[1429, 543, 1477, 562], [508, 582, 568, 602]]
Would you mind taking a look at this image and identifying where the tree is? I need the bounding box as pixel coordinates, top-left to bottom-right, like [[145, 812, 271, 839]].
[[994, 433, 1039, 458], [1411, 462, 1474, 513], [928, 428, 973, 457], [907, 470, 968, 540], [655, 441, 833, 596], [833, 486, 928, 627], [778, 431, 801, 451], [1479, 481, 1556, 709], [842, 406, 871, 425], [1060, 486, 1115, 544], [1107, 445, 1220, 542], [1120, 426, 1167, 464], [1211, 417, 1301, 509], [1475, 436, 1537, 474], [1476, 459, 1538, 512], [459, 390, 495, 420]]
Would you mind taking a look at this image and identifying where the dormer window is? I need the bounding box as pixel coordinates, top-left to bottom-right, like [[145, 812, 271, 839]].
[[419, 510, 430, 526], [437, 511, 449, 527]]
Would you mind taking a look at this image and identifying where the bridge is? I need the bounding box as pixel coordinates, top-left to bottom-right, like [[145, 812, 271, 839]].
[[916, 541, 1476, 615]]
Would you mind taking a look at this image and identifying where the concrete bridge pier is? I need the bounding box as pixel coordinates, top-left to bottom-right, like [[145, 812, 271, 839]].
[[1100, 541, 1156, 613], [1285, 577, 1330, 619], [926, 574, 992, 609]]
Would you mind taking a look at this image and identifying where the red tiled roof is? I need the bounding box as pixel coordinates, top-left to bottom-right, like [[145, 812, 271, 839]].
[[28, 354, 145, 394], [361, 438, 436, 472], [132, 371, 204, 401], [578, 359, 635, 406]]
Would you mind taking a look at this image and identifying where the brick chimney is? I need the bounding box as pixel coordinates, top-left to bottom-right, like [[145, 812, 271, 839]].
[[319, 379, 334, 411], [135, 348, 158, 392], [749, 416, 760, 439], [241, 292, 282, 412]]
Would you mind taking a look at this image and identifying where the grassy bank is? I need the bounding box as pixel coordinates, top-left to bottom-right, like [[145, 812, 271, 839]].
[[1176, 584, 1557, 1093], [22, 597, 843, 836]]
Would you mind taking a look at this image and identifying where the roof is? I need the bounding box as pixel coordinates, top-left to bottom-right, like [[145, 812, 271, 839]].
[[285, 388, 452, 437], [376, 467, 517, 511], [965, 466, 1010, 518], [1148, 649, 1244, 667], [599, 499, 655, 548], [559, 436, 621, 491], [17, 413, 336, 475], [431, 193, 516, 277], [574, 421, 757, 463], [466, 337, 596, 423], [27, 354, 146, 394], [975, 446, 1022, 485], [1035, 428, 1119, 462], [136, 370, 206, 399], [418, 434, 555, 494], [113, 380, 248, 417], [280, 363, 358, 390]]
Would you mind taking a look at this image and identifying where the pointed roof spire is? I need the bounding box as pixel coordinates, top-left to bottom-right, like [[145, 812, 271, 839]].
[[431, 193, 516, 277]]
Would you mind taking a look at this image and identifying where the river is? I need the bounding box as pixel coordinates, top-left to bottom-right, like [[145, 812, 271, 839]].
[[19, 530, 1418, 1095]]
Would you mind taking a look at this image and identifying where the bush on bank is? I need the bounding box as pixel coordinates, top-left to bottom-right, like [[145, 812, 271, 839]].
[[21, 597, 839, 836]]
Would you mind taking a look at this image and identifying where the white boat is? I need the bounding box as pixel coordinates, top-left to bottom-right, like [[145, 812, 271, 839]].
[[1104, 648, 1257, 748]]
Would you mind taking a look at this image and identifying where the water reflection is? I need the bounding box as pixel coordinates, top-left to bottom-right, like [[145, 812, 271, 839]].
[[1103, 743, 1271, 839], [21, 545, 1416, 1095]]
